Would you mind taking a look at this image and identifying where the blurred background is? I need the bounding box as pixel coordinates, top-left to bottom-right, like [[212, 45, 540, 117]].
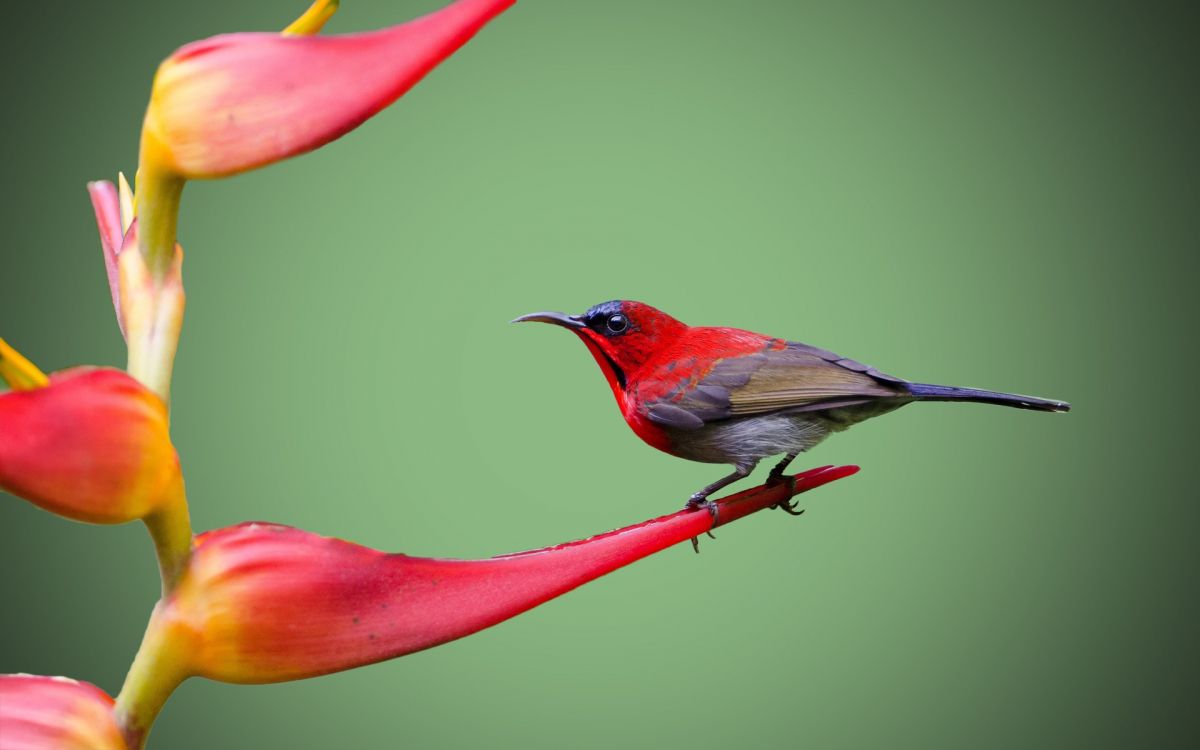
[[1, 0, 1197, 747]]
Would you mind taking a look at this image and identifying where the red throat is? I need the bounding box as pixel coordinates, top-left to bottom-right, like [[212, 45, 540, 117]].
[[577, 330, 673, 452], [577, 334, 628, 410]]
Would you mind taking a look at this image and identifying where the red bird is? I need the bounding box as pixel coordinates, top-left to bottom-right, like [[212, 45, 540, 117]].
[[515, 300, 1069, 517]]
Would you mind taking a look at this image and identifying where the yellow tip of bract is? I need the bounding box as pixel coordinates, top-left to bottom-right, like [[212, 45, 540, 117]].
[[283, 0, 340, 35], [118, 171, 136, 233], [0, 337, 49, 390]]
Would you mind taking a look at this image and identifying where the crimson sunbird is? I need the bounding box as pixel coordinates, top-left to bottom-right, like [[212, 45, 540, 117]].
[[515, 300, 1069, 516]]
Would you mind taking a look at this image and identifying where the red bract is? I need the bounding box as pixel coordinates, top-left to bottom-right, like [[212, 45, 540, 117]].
[[0, 367, 181, 524], [142, 0, 516, 178], [151, 466, 856, 684], [0, 674, 124, 750], [88, 180, 125, 334]]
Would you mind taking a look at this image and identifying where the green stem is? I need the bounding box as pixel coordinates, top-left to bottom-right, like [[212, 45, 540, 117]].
[[124, 157, 187, 404], [114, 122, 194, 750], [126, 146, 186, 403], [144, 484, 194, 596], [134, 163, 184, 281], [114, 602, 193, 750]]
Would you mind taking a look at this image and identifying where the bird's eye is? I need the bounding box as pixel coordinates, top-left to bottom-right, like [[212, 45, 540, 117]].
[[606, 314, 628, 333]]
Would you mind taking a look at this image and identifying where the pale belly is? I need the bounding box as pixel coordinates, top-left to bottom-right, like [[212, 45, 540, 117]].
[[662, 400, 911, 468]]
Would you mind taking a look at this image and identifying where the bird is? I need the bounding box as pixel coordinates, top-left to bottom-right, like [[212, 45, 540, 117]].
[[514, 300, 1070, 522]]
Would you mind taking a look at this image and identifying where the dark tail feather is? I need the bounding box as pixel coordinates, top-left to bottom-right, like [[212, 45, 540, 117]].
[[906, 383, 1070, 413]]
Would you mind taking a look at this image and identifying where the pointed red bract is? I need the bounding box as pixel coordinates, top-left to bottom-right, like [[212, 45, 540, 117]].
[[155, 466, 856, 683], [0, 367, 181, 524], [143, 0, 516, 178], [87, 181, 127, 336], [0, 674, 124, 750]]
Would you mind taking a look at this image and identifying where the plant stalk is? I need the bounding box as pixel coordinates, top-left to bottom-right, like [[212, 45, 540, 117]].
[[144, 481, 194, 596], [114, 602, 194, 750]]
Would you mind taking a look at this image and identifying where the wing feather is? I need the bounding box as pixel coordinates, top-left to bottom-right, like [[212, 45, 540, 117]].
[[641, 342, 909, 430]]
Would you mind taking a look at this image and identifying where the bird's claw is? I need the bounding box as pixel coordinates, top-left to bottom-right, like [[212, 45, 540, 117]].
[[689, 529, 717, 554], [685, 497, 719, 553], [772, 497, 805, 516]]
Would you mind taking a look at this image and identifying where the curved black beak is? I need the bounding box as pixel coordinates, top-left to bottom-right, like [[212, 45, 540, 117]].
[[511, 311, 586, 329]]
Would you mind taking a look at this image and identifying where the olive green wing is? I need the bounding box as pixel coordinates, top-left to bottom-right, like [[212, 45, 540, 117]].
[[644, 343, 910, 431]]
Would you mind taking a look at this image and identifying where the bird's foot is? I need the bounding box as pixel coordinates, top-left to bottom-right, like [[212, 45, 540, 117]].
[[685, 495, 719, 554], [685, 494, 721, 522]]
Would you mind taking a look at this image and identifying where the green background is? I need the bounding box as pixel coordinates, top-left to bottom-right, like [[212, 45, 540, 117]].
[[2, 1, 1196, 747]]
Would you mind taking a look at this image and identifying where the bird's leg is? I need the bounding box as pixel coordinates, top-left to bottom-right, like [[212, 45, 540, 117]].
[[687, 464, 754, 553], [687, 465, 754, 512], [767, 452, 805, 515], [767, 452, 799, 482]]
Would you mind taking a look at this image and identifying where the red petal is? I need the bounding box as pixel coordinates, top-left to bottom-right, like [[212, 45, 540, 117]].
[[168, 466, 857, 683], [0, 674, 124, 750], [0, 367, 180, 524], [144, 0, 516, 178]]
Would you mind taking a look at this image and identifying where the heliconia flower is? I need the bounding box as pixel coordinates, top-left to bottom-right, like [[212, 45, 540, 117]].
[[140, 0, 516, 179], [0, 364, 182, 525], [0, 674, 124, 750], [123, 466, 856, 694]]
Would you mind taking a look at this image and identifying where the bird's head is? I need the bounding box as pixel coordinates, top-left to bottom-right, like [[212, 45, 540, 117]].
[[513, 300, 687, 391]]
